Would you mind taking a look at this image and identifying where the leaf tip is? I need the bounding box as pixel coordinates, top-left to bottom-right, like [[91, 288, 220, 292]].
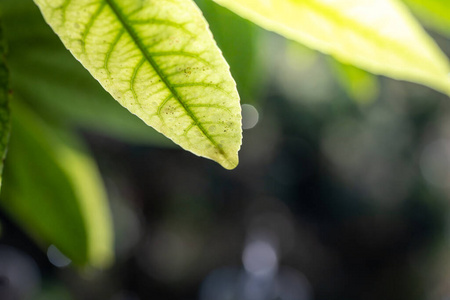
[[208, 141, 240, 170], [220, 153, 239, 170], [214, 135, 241, 170]]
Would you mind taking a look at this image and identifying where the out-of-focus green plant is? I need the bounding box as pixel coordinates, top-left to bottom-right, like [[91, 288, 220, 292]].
[[402, 0, 450, 38], [1, 99, 113, 268], [0, 23, 11, 188], [0, 0, 448, 268]]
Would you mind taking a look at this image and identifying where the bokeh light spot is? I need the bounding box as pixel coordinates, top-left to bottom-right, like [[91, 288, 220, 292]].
[[241, 104, 259, 130], [0, 246, 41, 299], [242, 240, 278, 276], [47, 245, 71, 268]]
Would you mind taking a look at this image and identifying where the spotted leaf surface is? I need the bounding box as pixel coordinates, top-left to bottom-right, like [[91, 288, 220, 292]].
[[33, 0, 242, 169], [213, 0, 450, 95]]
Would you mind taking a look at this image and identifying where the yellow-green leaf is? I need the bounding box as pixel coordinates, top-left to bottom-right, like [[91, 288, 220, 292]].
[[33, 0, 242, 169], [402, 0, 450, 38], [1, 100, 113, 268], [212, 0, 450, 95], [0, 0, 174, 146], [195, 0, 262, 104], [0, 22, 11, 188]]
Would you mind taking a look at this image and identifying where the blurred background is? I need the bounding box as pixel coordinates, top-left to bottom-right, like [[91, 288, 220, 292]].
[[1, 0, 450, 299]]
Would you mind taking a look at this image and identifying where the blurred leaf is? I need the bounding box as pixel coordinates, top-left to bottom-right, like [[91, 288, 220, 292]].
[[195, 0, 261, 104], [402, 0, 450, 37], [0, 22, 11, 188], [328, 58, 379, 104], [0, 100, 114, 268], [0, 0, 172, 146], [212, 0, 450, 95], [33, 0, 242, 169], [35, 283, 74, 300]]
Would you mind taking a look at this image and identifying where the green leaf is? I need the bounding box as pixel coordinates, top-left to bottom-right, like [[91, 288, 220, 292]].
[[33, 0, 242, 169], [402, 0, 450, 37], [0, 22, 11, 188], [1, 100, 114, 268], [0, 0, 173, 146], [212, 0, 450, 95], [195, 0, 262, 104]]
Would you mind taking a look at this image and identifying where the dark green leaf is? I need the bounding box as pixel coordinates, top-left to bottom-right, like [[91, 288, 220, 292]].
[[0, 20, 11, 188], [1, 100, 114, 268]]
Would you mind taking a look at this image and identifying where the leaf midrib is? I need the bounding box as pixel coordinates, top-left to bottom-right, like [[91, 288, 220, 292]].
[[104, 0, 227, 157]]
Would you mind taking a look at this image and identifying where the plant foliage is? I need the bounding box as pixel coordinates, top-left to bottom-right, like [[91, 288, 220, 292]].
[[34, 0, 242, 170], [0, 23, 11, 188], [0, 0, 449, 267], [212, 0, 450, 95]]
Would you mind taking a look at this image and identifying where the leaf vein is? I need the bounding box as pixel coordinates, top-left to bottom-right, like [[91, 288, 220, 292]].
[[104, 29, 125, 75], [129, 19, 193, 36], [150, 51, 212, 67], [130, 58, 146, 107], [81, 2, 107, 54], [104, 0, 226, 157]]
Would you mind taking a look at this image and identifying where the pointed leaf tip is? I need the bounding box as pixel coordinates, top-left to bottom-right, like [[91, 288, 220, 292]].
[[33, 0, 242, 169]]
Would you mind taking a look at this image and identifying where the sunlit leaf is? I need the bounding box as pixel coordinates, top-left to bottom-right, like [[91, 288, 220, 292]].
[[0, 22, 11, 188], [0, 100, 114, 268], [212, 0, 450, 95], [33, 0, 242, 169], [402, 0, 450, 38], [0, 0, 172, 146], [195, 0, 262, 104]]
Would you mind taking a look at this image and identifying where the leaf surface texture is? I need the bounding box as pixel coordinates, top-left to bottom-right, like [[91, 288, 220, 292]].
[[212, 0, 450, 95], [196, 0, 261, 104], [33, 0, 242, 169], [0, 0, 172, 146]]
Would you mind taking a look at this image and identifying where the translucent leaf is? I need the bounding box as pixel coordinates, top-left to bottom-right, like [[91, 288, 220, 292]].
[[212, 0, 450, 95], [0, 100, 114, 268], [33, 0, 242, 169], [402, 0, 450, 37], [0, 0, 173, 146], [0, 22, 11, 188], [195, 0, 262, 104]]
